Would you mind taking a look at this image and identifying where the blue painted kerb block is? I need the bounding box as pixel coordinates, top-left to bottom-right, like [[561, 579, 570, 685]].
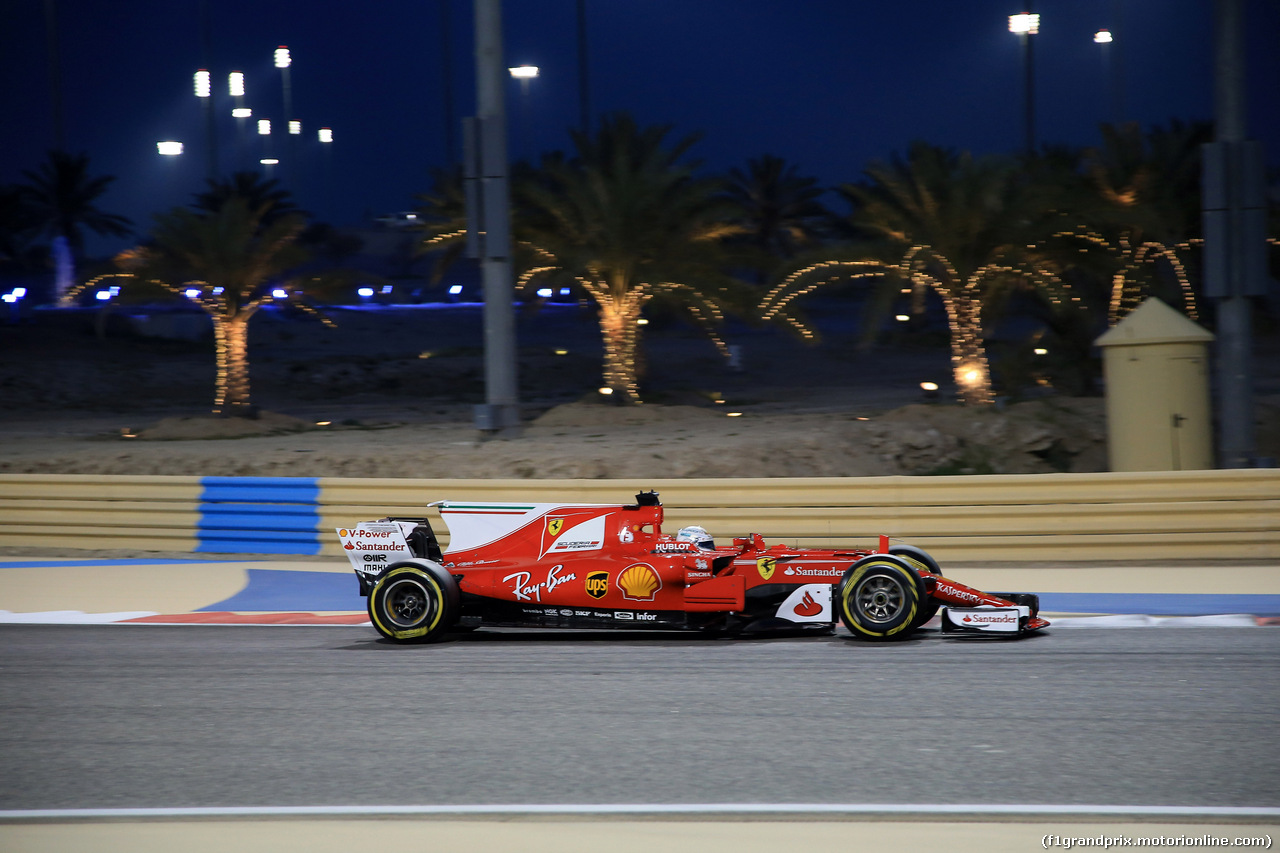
[[197, 476, 322, 555]]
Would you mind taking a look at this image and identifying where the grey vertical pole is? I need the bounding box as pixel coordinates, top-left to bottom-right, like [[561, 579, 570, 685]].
[[1203, 0, 1266, 467], [577, 0, 590, 135], [1023, 28, 1035, 156], [441, 0, 457, 165], [471, 0, 520, 435], [44, 0, 64, 150], [200, 0, 217, 178]]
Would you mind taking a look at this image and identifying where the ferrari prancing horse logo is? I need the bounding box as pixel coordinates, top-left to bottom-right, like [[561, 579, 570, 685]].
[[547, 518, 564, 537], [757, 557, 777, 581]]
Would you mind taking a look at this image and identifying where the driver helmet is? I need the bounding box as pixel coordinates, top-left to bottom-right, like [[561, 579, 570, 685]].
[[675, 525, 715, 549]]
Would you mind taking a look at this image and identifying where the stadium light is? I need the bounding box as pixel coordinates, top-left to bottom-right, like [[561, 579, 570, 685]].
[[274, 46, 291, 68], [157, 141, 183, 156], [229, 71, 245, 97], [194, 69, 211, 98]]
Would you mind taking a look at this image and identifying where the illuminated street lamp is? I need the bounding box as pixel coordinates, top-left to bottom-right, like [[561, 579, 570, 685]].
[[1008, 13, 1040, 156], [1094, 28, 1123, 123], [508, 65, 539, 159], [229, 71, 248, 168], [275, 46, 295, 180], [194, 69, 215, 176]]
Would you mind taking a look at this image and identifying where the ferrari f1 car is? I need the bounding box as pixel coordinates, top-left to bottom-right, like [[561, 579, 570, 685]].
[[337, 492, 1049, 643]]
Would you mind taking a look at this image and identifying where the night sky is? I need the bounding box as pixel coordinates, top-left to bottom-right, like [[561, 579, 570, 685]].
[[2, 0, 1277, 257]]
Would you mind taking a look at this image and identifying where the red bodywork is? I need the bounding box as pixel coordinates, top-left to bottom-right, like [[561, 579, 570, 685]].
[[420, 496, 1048, 633]]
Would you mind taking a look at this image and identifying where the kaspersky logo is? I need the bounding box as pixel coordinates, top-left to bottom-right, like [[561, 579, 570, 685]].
[[547, 518, 564, 537], [585, 570, 609, 599], [757, 557, 777, 581]]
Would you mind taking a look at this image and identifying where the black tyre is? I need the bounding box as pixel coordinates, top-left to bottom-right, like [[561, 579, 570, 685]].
[[368, 561, 459, 643], [837, 558, 921, 641], [888, 544, 942, 628]]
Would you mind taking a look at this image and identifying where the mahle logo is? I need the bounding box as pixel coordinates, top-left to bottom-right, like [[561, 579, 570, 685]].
[[585, 570, 609, 599], [757, 557, 777, 581], [547, 518, 564, 537]]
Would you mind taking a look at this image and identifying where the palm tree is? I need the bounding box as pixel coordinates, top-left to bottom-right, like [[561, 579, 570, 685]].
[[64, 198, 322, 416], [20, 151, 132, 299], [412, 165, 468, 286], [1070, 120, 1211, 323], [760, 142, 1071, 406], [514, 114, 744, 402], [724, 154, 829, 283], [192, 171, 303, 226]]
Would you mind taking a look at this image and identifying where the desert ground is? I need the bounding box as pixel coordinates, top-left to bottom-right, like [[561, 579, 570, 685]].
[[1, 299, 1276, 479]]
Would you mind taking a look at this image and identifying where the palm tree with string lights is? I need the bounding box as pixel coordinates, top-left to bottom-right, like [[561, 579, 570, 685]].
[[1053, 120, 1211, 325], [514, 113, 746, 403], [21, 151, 132, 300], [412, 165, 469, 288], [760, 142, 1073, 406], [63, 197, 339, 416], [724, 154, 830, 284]]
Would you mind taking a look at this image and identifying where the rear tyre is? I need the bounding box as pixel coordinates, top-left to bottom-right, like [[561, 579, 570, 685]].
[[889, 544, 942, 628], [837, 558, 921, 642], [368, 561, 459, 643]]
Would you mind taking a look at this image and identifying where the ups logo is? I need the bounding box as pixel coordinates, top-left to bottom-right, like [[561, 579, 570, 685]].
[[757, 557, 777, 581], [547, 518, 564, 537], [585, 570, 609, 599]]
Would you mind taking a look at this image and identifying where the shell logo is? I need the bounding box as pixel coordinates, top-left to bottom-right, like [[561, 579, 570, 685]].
[[617, 563, 661, 601], [338, 529, 350, 537]]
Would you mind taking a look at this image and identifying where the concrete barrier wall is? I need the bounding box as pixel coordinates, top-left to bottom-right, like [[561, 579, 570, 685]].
[[1, 470, 1277, 562]]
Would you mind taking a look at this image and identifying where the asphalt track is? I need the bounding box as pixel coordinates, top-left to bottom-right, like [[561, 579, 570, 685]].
[[3, 624, 1278, 851], [2, 624, 1278, 809]]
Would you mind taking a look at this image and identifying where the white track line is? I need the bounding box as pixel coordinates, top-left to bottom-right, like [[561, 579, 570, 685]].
[[3, 803, 1279, 820]]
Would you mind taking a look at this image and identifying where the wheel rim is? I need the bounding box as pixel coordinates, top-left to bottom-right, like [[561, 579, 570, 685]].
[[855, 574, 905, 623], [384, 578, 433, 628]]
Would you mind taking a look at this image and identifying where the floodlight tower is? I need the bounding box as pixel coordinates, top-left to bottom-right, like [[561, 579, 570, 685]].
[[194, 68, 216, 177], [1008, 12, 1040, 156], [275, 46, 295, 178], [229, 71, 250, 169], [508, 65, 538, 159]]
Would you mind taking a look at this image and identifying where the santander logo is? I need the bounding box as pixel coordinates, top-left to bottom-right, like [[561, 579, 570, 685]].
[[793, 591, 822, 617]]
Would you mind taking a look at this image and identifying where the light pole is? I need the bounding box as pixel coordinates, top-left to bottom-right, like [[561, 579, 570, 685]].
[[318, 127, 333, 219], [467, 0, 520, 435], [229, 71, 248, 170], [194, 68, 216, 177], [257, 118, 272, 175], [508, 64, 538, 160], [275, 46, 294, 180], [1008, 12, 1039, 156]]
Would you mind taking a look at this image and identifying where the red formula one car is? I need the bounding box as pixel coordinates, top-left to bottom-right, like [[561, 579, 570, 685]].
[[337, 492, 1049, 644]]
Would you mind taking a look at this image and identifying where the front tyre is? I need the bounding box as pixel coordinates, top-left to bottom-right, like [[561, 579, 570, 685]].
[[837, 558, 921, 641], [889, 544, 942, 628], [368, 561, 459, 643]]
